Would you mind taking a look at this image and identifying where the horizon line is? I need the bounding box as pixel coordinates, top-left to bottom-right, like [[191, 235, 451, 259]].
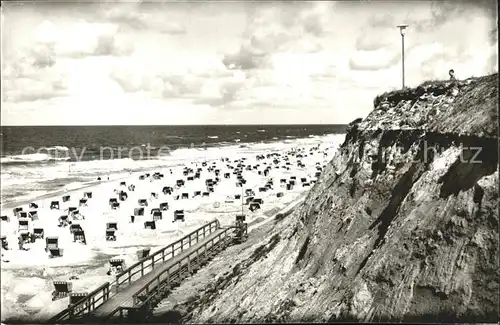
[[0, 124, 349, 127]]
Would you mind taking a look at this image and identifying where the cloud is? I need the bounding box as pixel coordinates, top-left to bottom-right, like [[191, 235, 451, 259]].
[[30, 43, 57, 68], [2, 35, 70, 103], [406, 1, 466, 33], [349, 0, 497, 78], [110, 68, 204, 98], [310, 65, 339, 80], [34, 20, 133, 58], [2, 59, 68, 103], [101, 5, 186, 35], [353, 11, 399, 54], [349, 49, 400, 71], [223, 45, 268, 71], [157, 22, 186, 35], [419, 44, 484, 80], [160, 74, 204, 98], [102, 7, 148, 29], [109, 60, 247, 108], [2, 18, 134, 104], [367, 13, 396, 28], [216, 2, 341, 110], [3, 78, 67, 103], [109, 69, 148, 93], [355, 31, 393, 51], [2, 1, 497, 125], [222, 2, 333, 71]]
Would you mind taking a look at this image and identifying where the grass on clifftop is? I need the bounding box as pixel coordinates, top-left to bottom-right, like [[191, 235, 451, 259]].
[[370, 73, 498, 137], [372, 74, 493, 108]]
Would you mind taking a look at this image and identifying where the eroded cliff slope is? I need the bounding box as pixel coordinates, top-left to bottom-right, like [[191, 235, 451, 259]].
[[163, 74, 499, 323]]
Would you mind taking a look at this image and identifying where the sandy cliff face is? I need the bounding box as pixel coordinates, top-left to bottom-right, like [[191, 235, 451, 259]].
[[172, 74, 499, 323]]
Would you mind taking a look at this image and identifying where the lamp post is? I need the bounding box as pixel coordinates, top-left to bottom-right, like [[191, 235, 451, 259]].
[[397, 24, 409, 89]]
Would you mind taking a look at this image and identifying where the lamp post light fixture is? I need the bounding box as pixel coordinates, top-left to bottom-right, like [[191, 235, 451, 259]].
[[397, 24, 409, 89]]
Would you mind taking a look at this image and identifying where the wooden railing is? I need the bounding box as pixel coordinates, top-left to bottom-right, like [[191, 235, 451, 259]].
[[47, 282, 111, 323], [48, 220, 220, 323], [131, 227, 234, 305], [106, 227, 237, 321], [115, 219, 220, 290]]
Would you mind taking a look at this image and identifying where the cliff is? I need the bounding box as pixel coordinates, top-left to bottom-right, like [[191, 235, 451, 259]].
[[155, 74, 499, 323]]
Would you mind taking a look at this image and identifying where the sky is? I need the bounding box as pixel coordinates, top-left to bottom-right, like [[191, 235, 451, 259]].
[[1, 0, 498, 125]]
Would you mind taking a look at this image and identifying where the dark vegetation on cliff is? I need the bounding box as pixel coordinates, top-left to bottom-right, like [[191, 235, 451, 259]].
[[154, 74, 499, 323]]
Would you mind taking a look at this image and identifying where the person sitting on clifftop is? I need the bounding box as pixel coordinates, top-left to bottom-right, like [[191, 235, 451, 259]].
[[449, 69, 457, 81], [448, 69, 460, 95]]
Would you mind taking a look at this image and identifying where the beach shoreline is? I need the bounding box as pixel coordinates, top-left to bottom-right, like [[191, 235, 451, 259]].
[[0, 157, 229, 213], [1, 134, 342, 322]]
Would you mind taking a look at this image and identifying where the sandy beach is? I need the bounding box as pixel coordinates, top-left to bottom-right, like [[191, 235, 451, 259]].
[[0, 136, 343, 321]]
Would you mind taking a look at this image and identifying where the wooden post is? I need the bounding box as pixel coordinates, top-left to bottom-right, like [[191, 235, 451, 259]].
[[203, 226, 206, 238], [181, 240, 184, 251], [162, 249, 165, 262], [196, 229, 199, 243], [196, 249, 200, 269], [188, 254, 192, 274], [129, 270, 132, 284], [189, 234, 192, 247], [141, 261, 144, 276], [171, 245, 175, 257]]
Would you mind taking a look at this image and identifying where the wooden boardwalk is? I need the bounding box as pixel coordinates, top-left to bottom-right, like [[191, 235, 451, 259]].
[[47, 219, 247, 323], [92, 228, 227, 318]]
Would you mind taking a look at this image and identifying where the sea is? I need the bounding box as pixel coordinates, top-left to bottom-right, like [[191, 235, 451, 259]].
[[0, 125, 346, 205]]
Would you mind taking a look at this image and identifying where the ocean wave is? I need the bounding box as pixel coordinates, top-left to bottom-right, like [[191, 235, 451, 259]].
[[0, 133, 345, 206], [50, 146, 70, 151], [208, 136, 219, 139], [1, 143, 229, 186], [1, 190, 52, 206], [0, 153, 71, 165]]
